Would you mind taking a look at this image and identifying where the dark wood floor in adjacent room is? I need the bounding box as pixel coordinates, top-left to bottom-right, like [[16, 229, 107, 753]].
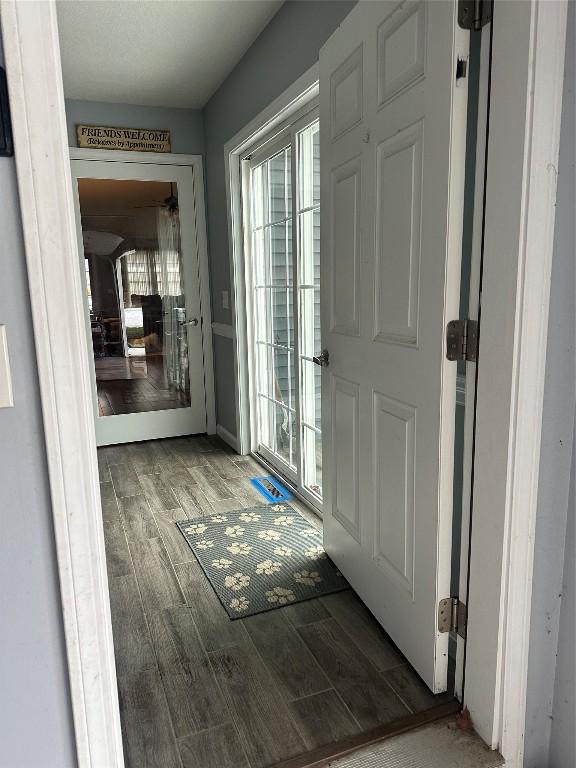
[[96, 355, 189, 416], [98, 436, 452, 768]]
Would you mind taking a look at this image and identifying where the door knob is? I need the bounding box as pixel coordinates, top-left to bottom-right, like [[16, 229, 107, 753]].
[[184, 318, 199, 327], [312, 349, 329, 367]]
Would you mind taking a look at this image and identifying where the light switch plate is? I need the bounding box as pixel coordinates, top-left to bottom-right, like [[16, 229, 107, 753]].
[[221, 290, 229, 310], [0, 325, 14, 408]]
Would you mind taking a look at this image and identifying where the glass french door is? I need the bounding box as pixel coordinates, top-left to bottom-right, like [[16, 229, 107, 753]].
[[245, 111, 322, 509], [71, 160, 208, 446]]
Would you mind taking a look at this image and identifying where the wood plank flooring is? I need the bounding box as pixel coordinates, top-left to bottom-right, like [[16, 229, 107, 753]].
[[99, 435, 452, 768], [96, 355, 189, 416]]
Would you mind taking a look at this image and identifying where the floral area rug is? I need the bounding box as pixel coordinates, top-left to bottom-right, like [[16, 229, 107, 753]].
[[177, 504, 349, 619]]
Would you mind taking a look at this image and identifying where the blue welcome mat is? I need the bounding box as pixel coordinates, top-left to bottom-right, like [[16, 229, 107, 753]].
[[177, 504, 349, 619]]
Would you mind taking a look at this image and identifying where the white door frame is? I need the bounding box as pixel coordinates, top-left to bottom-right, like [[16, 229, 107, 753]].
[[464, 1, 567, 762], [69, 151, 216, 445], [0, 1, 566, 767], [224, 63, 320, 455]]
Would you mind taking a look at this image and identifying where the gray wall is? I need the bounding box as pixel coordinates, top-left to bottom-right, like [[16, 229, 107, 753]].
[[203, 0, 356, 435], [524, 5, 575, 766], [65, 98, 204, 154], [0, 44, 78, 768]]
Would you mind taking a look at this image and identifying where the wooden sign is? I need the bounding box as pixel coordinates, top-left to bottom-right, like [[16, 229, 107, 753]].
[[76, 124, 171, 153]]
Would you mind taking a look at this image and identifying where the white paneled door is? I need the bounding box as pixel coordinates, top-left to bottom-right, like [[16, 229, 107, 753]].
[[320, 0, 469, 692]]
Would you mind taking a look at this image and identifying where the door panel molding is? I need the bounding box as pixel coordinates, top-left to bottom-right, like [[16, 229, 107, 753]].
[[329, 155, 362, 337], [330, 45, 364, 140], [377, 0, 427, 108], [373, 119, 423, 347], [373, 391, 416, 598], [330, 374, 361, 541]]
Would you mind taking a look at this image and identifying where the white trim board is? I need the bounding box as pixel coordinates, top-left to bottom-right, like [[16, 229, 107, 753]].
[[464, 0, 568, 763], [216, 424, 239, 452], [0, 2, 124, 766], [224, 62, 319, 455], [70, 148, 202, 166], [0, 1, 568, 766]]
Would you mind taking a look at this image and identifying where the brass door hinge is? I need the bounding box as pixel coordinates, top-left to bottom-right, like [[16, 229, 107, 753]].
[[438, 597, 467, 639]]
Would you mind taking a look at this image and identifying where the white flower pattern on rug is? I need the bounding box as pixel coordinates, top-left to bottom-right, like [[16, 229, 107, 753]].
[[258, 529, 281, 541], [178, 504, 347, 619], [304, 544, 326, 561], [229, 596, 249, 612], [226, 542, 252, 555], [274, 515, 295, 527], [224, 572, 250, 591], [225, 525, 245, 538], [265, 586, 296, 605], [184, 522, 207, 535], [294, 570, 322, 586], [256, 559, 282, 575]]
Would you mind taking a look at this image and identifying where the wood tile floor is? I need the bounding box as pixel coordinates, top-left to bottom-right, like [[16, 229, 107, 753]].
[[98, 435, 452, 768], [96, 355, 189, 416]]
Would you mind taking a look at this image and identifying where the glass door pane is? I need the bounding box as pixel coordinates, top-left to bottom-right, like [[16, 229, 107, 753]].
[[297, 121, 322, 499], [248, 116, 321, 508], [249, 146, 296, 473], [77, 178, 191, 417]]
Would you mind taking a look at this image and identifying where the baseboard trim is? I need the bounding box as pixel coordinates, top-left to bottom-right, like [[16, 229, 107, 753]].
[[216, 424, 239, 452]]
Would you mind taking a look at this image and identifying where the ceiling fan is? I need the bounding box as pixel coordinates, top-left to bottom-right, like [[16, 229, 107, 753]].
[[135, 182, 179, 214]]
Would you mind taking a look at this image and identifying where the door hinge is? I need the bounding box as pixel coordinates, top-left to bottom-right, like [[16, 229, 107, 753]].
[[458, 0, 493, 31], [438, 597, 467, 639], [446, 319, 478, 362]]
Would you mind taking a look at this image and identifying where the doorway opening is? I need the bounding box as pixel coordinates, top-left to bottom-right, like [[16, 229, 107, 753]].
[[71, 158, 215, 446], [4, 0, 566, 763]]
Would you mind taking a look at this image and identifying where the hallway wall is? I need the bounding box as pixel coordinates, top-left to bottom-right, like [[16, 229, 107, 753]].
[[0, 42, 78, 768], [202, 0, 356, 436], [65, 99, 204, 154]]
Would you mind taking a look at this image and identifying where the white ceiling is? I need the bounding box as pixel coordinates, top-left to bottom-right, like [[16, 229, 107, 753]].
[[56, 0, 283, 109]]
